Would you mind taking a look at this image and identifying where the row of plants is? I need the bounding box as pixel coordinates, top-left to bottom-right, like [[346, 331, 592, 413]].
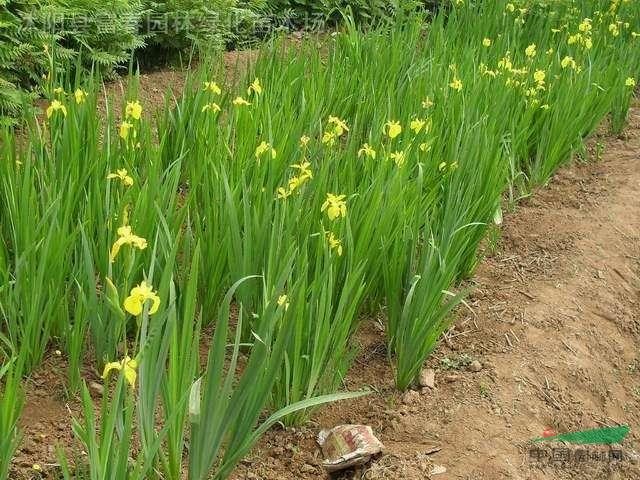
[[1, 0, 639, 478]]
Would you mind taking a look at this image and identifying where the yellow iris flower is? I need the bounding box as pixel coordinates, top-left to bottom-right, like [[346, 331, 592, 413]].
[[483, 38, 491, 47], [202, 102, 221, 113], [276, 187, 291, 199], [358, 143, 376, 159], [525, 44, 537, 57], [107, 169, 134, 187], [321, 193, 347, 220], [322, 131, 337, 146], [326, 232, 343, 256], [390, 151, 406, 167], [277, 294, 289, 310], [578, 19, 592, 33], [419, 142, 432, 153], [384, 121, 402, 139], [287, 174, 310, 193], [110, 226, 147, 262], [102, 355, 138, 387], [609, 23, 620, 37], [74, 89, 87, 104], [124, 281, 160, 316], [125, 101, 142, 120], [561, 56, 576, 69], [204, 81, 222, 95], [233, 96, 251, 106], [422, 97, 434, 109], [248, 78, 263, 96], [449, 78, 463, 91], [255, 141, 277, 160], [291, 161, 313, 180], [327, 116, 349, 137], [410, 118, 428, 134], [277, 162, 313, 199], [119, 121, 133, 139], [46, 100, 67, 118]]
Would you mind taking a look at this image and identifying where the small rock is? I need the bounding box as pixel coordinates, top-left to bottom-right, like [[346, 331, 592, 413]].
[[418, 368, 436, 388], [469, 360, 482, 372], [445, 374, 459, 382], [431, 464, 447, 475], [402, 390, 420, 405], [89, 381, 105, 395], [420, 387, 432, 395], [270, 446, 284, 457], [318, 424, 384, 472]]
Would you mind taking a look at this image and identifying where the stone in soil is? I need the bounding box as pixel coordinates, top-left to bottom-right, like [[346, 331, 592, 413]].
[[468, 360, 482, 372], [418, 368, 436, 388]]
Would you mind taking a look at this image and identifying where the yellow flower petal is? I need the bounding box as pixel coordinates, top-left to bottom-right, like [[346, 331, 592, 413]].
[[125, 101, 142, 120], [102, 360, 123, 379], [123, 281, 160, 316], [384, 121, 402, 139], [74, 89, 87, 104]]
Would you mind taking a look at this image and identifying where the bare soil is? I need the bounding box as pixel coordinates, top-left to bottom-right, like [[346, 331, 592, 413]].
[[12, 74, 640, 479]]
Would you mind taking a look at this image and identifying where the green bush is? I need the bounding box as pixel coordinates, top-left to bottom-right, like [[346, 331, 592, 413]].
[[0, 0, 429, 122], [39, 0, 146, 68], [0, 0, 146, 121], [264, 0, 421, 25], [0, 0, 50, 120], [142, 0, 265, 56]]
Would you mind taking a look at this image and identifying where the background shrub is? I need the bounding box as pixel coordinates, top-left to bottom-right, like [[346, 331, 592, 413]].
[[0, 0, 50, 121], [264, 0, 422, 25], [0, 0, 425, 122], [39, 0, 146, 69], [141, 0, 265, 61]]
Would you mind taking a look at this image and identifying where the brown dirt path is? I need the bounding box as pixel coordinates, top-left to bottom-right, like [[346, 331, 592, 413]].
[[233, 107, 640, 479]]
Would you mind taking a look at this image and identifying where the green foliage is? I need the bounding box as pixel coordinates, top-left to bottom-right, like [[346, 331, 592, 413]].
[[0, 0, 50, 118], [0, 353, 23, 480], [265, 0, 421, 24], [1, 0, 640, 477], [39, 0, 146, 68], [143, 0, 262, 53]]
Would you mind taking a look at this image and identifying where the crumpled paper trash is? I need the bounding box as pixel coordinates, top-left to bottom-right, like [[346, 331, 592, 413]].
[[317, 424, 384, 472]]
